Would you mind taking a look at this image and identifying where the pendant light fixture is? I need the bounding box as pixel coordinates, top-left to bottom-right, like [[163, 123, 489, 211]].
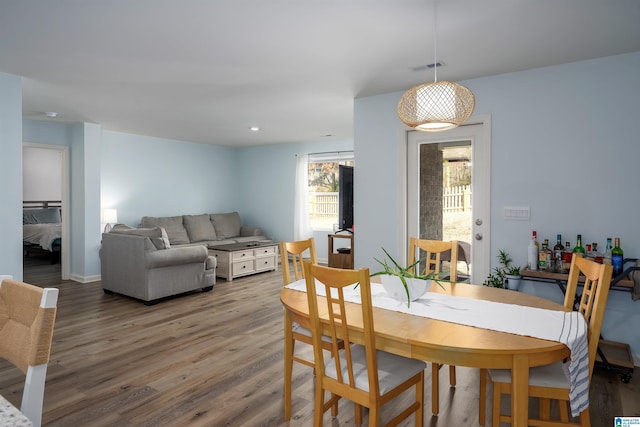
[[397, 0, 475, 131]]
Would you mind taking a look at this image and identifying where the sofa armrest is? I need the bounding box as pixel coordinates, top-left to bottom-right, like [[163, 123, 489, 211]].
[[145, 245, 208, 269], [240, 226, 263, 237]]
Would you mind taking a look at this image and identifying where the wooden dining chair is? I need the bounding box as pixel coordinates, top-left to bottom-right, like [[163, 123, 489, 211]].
[[303, 261, 426, 426], [0, 278, 59, 427], [279, 238, 344, 420], [408, 237, 458, 415], [479, 255, 612, 427]]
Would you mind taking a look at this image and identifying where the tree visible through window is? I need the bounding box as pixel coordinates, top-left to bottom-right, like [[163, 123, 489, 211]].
[[308, 152, 354, 230]]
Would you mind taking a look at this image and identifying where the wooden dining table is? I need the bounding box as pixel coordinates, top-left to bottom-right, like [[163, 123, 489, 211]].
[[280, 280, 571, 427]]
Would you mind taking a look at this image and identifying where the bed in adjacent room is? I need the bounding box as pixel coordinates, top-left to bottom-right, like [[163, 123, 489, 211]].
[[23, 201, 62, 264]]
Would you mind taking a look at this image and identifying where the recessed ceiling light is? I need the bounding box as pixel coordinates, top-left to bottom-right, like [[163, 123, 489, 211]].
[[249, 126, 260, 132], [45, 111, 58, 118]]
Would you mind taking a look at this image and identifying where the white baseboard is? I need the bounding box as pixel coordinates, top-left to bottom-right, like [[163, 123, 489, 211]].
[[69, 274, 101, 284]]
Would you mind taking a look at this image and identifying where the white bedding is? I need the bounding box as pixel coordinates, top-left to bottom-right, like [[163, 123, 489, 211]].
[[23, 223, 61, 251]]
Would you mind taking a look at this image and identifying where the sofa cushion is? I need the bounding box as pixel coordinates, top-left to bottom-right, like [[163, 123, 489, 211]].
[[140, 216, 190, 245], [183, 214, 217, 242], [210, 212, 242, 240], [109, 224, 171, 249]]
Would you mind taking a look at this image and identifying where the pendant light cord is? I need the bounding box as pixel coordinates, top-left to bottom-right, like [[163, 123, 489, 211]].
[[433, 0, 438, 83]]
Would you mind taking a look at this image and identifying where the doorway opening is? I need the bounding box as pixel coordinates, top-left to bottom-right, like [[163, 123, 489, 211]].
[[22, 143, 70, 285]]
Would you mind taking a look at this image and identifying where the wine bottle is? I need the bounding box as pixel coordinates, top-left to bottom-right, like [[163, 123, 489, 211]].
[[603, 238, 612, 265], [561, 241, 572, 272], [612, 237, 624, 277], [553, 234, 563, 271], [573, 234, 586, 255], [527, 234, 538, 271]]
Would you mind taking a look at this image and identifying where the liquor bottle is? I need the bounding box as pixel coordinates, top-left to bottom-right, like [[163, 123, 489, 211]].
[[561, 241, 572, 272], [612, 237, 624, 277], [573, 234, 586, 255], [553, 234, 563, 266], [538, 240, 547, 271], [539, 239, 552, 271], [603, 238, 612, 265], [527, 233, 539, 271], [532, 230, 540, 249], [590, 242, 603, 263]]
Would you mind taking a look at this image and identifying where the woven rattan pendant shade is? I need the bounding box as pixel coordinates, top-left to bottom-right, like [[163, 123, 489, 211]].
[[397, 80, 475, 131]]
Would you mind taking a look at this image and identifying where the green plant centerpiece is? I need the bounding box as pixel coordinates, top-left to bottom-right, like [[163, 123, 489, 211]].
[[371, 247, 446, 306], [483, 249, 522, 290]]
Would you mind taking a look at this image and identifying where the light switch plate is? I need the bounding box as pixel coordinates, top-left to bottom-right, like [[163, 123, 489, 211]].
[[503, 206, 530, 221]]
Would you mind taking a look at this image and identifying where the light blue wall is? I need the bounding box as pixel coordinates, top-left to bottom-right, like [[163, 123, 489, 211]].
[[100, 131, 238, 227], [23, 119, 72, 146], [0, 72, 23, 280], [354, 51, 640, 363], [236, 139, 353, 261], [72, 122, 102, 281]]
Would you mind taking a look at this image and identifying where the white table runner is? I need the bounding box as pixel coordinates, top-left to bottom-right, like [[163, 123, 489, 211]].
[[285, 279, 589, 416]]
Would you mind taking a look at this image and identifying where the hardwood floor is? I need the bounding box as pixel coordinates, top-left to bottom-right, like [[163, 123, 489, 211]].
[[2, 259, 638, 426]]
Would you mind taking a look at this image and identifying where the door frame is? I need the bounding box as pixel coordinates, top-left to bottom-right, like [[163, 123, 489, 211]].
[[402, 115, 491, 284]]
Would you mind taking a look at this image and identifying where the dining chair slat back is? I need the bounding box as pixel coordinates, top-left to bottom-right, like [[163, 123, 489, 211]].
[[280, 238, 317, 284], [408, 237, 458, 415], [484, 255, 612, 427], [0, 278, 59, 427], [303, 261, 426, 426]]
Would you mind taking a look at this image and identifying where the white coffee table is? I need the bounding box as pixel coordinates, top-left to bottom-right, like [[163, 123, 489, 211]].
[[208, 241, 278, 281]]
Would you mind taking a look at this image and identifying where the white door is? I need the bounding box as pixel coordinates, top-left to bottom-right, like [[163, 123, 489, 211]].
[[407, 121, 491, 284]]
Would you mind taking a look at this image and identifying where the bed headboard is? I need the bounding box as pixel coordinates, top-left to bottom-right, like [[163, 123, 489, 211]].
[[23, 200, 62, 209], [23, 201, 62, 224]]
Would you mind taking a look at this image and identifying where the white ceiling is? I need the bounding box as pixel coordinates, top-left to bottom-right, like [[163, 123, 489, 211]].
[[1, 0, 639, 147]]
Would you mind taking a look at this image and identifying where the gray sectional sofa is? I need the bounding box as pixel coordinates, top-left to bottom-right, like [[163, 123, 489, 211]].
[[140, 212, 267, 248], [100, 212, 267, 304]]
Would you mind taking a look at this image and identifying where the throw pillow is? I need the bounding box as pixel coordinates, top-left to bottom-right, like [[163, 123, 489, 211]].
[[140, 216, 190, 245], [183, 214, 217, 242], [109, 224, 171, 250], [211, 212, 242, 240]]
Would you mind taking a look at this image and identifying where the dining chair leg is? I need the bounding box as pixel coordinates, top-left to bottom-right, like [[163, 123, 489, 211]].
[[314, 385, 324, 427], [449, 365, 456, 386], [491, 383, 502, 427], [416, 371, 425, 427], [284, 319, 295, 420], [355, 403, 363, 426], [478, 369, 486, 426], [431, 363, 440, 414]]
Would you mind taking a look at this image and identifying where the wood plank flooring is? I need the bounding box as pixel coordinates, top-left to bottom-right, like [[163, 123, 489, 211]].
[[1, 259, 637, 426]]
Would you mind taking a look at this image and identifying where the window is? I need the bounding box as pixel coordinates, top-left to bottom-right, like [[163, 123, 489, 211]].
[[307, 151, 354, 230]]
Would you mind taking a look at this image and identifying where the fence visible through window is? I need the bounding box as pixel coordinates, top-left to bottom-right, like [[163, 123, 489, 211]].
[[309, 185, 471, 229], [443, 185, 472, 212]]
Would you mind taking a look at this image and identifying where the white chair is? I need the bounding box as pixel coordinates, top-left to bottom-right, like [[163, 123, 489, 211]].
[[0, 278, 59, 427]]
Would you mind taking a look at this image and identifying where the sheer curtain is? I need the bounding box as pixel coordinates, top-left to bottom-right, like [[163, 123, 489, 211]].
[[293, 154, 311, 240]]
